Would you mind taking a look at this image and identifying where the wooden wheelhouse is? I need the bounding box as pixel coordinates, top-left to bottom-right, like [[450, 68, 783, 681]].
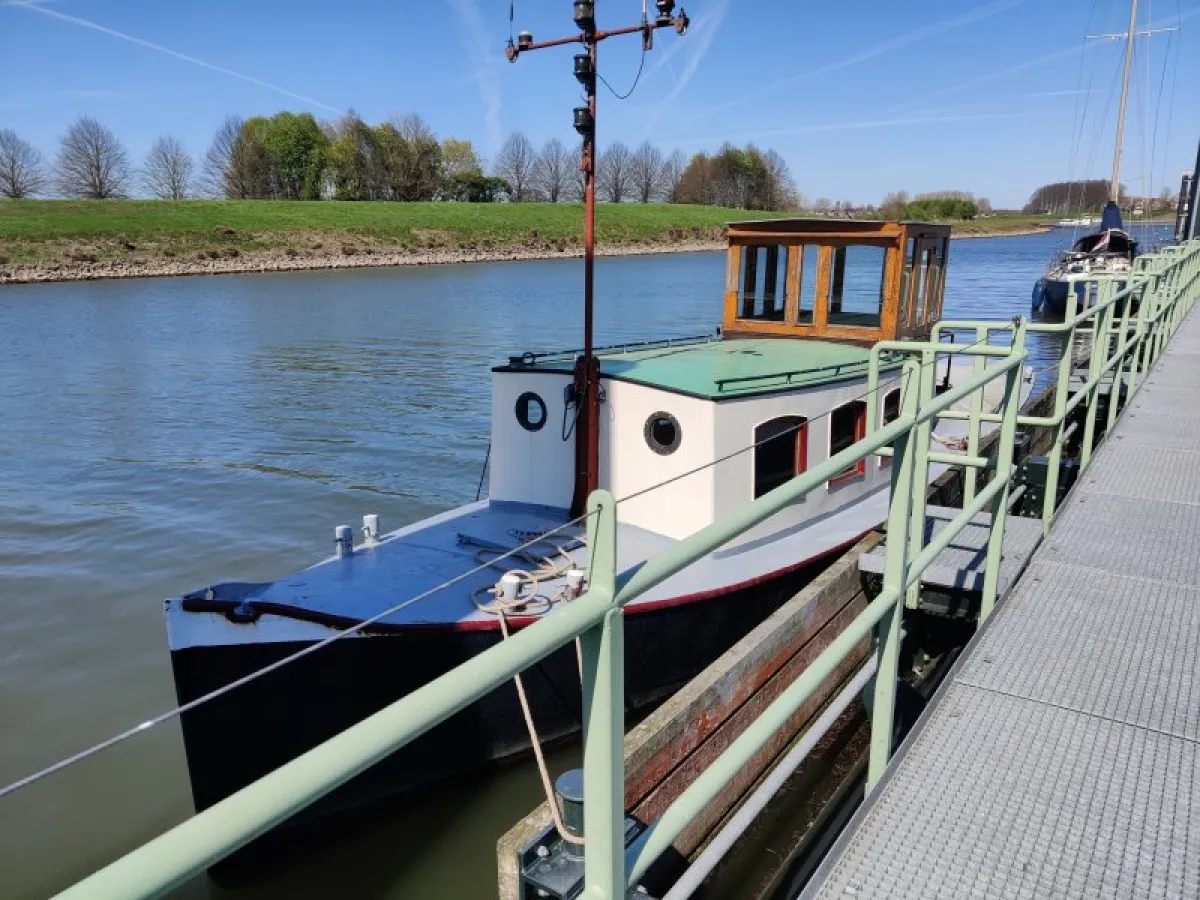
[[722, 219, 952, 345]]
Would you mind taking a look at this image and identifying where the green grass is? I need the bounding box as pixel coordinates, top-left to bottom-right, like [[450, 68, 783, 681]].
[[0, 200, 1053, 268], [0, 200, 784, 264]]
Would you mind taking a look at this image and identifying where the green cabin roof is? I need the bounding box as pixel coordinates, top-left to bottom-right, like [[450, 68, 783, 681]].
[[500, 337, 900, 400]]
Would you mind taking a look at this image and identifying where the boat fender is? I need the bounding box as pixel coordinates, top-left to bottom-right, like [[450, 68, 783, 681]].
[[1031, 278, 1047, 311]]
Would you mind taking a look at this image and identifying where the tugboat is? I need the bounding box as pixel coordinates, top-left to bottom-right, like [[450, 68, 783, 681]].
[[167, 218, 1017, 825], [1032, 0, 1142, 317]]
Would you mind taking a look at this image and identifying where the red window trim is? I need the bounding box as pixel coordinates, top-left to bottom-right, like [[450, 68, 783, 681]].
[[794, 419, 809, 476], [829, 402, 867, 487]]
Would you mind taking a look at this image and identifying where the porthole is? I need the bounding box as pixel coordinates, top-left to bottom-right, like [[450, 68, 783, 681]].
[[644, 411, 682, 455], [515, 392, 547, 432]]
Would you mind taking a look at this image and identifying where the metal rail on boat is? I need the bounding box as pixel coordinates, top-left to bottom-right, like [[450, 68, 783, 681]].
[[51, 240, 1200, 900]]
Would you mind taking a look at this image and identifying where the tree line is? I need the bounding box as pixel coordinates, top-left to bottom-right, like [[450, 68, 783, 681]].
[[880, 190, 990, 221], [0, 113, 797, 210]]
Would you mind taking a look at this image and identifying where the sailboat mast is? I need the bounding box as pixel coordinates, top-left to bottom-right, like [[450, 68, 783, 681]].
[[1110, 0, 1139, 203]]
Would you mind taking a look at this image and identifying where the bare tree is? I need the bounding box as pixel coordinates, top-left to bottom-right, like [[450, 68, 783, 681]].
[[200, 115, 243, 198], [493, 133, 537, 201], [0, 128, 47, 198], [54, 116, 131, 199], [597, 141, 633, 203], [532, 138, 573, 203], [628, 141, 667, 204], [142, 135, 193, 200], [661, 149, 686, 203], [762, 149, 797, 210]]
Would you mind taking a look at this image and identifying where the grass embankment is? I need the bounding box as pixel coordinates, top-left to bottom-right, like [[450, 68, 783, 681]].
[[0, 201, 1053, 283], [0, 201, 774, 266]]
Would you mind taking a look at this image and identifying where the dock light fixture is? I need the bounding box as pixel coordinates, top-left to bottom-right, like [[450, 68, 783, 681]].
[[573, 106, 594, 136], [655, 0, 675, 26], [518, 29, 533, 50], [573, 53, 594, 85], [573, 1, 595, 33]]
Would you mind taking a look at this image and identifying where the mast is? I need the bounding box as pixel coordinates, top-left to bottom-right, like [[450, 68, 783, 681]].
[[506, 2, 689, 517], [1110, 0, 1139, 204]]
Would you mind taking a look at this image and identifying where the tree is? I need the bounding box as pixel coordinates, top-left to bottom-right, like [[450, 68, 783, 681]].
[[252, 112, 329, 200], [629, 141, 666, 204], [493, 132, 537, 201], [1024, 180, 1115, 214], [0, 128, 47, 198], [597, 141, 633, 203], [879, 191, 909, 219], [441, 137, 482, 180], [327, 112, 381, 200], [762, 149, 797, 211], [200, 115, 243, 198], [142, 135, 193, 200], [533, 138, 573, 203], [443, 172, 510, 202], [381, 114, 442, 201], [54, 116, 131, 199], [662, 149, 686, 203]]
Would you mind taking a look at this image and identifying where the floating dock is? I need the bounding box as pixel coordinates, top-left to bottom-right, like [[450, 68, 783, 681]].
[[803, 307, 1200, 899]]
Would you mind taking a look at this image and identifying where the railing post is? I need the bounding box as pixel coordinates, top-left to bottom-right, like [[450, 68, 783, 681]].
[[868, 360, 919, 790], [904, 351, 935, 610], [980, 318, 1026, 621], [1080, 280, 1114, 468], [579, 489, 623, 900], [1128, 262, 1157, 395], [1106, 279, 1136, 433], [963, 326, 985, 506], [1041, 281, 1080, 533]]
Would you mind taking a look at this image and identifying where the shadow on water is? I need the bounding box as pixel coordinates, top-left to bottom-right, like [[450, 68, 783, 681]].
[[0, 235, 1085, 898]]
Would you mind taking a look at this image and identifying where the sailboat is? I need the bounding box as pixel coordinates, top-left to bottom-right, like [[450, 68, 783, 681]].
[[1032, 0, 1143, 317]]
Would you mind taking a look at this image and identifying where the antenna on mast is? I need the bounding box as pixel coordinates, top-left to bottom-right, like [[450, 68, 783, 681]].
[[506, 2, 690, 518]]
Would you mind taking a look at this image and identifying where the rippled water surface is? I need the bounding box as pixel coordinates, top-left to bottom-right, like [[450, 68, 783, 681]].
[[0, 230, 1168, 899]]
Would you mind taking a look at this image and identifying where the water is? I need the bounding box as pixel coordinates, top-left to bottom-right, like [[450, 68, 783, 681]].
[[0, 232, 1087, 898]]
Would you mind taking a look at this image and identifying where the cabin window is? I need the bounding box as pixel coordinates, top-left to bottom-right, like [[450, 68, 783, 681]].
[[738, 244, 789, 321], [829, 400, 867, 485], [753, 416, 808, 499], [515, 392, 547, 432], [880, 388, 901, 467], [899, 237, 915, 319], [828, 245, 887, 329], [796, 244, 817, 324], [912, 245, 936, 327], [645, 411, 682, 455]]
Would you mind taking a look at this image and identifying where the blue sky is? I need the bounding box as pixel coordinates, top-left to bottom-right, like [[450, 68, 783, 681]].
[[2, 0, 1199, 208]]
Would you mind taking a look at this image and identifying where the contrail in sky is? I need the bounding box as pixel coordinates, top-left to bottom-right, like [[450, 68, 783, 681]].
[[447, 0, 503, 153], [662, 111, 1030, 145], [694, 0, 1032, 122], [641, 0, 731, 139], [5, 0, 343, 114]]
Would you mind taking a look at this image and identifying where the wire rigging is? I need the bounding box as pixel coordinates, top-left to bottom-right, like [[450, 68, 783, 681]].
[[0, 331, 1011, 800], [597, 43, 647, 99]]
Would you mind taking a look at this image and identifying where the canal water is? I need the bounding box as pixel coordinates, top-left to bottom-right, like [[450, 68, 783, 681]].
[[0, 229, 1170, 899]]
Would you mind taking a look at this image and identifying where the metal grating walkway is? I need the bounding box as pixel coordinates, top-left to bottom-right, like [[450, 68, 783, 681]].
[[803, 310, 1200, 900]]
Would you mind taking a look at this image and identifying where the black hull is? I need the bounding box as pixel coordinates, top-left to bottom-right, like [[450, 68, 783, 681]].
[[1037, 277, 1073, 316], [170, 561, 830, 830]]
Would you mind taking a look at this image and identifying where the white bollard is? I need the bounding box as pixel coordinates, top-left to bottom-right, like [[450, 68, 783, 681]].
[[335, 525, 354, 558], [362, 513, 381, 544]]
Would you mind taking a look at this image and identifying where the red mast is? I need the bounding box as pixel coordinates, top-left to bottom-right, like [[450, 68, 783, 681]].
[[506, 1, 689, 517]]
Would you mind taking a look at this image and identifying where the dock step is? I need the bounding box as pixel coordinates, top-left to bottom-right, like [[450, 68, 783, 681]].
[[858, 505, 1043, 597]]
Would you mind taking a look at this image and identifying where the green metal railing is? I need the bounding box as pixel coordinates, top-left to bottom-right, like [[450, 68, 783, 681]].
[[55, 240, 1200, 900]]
